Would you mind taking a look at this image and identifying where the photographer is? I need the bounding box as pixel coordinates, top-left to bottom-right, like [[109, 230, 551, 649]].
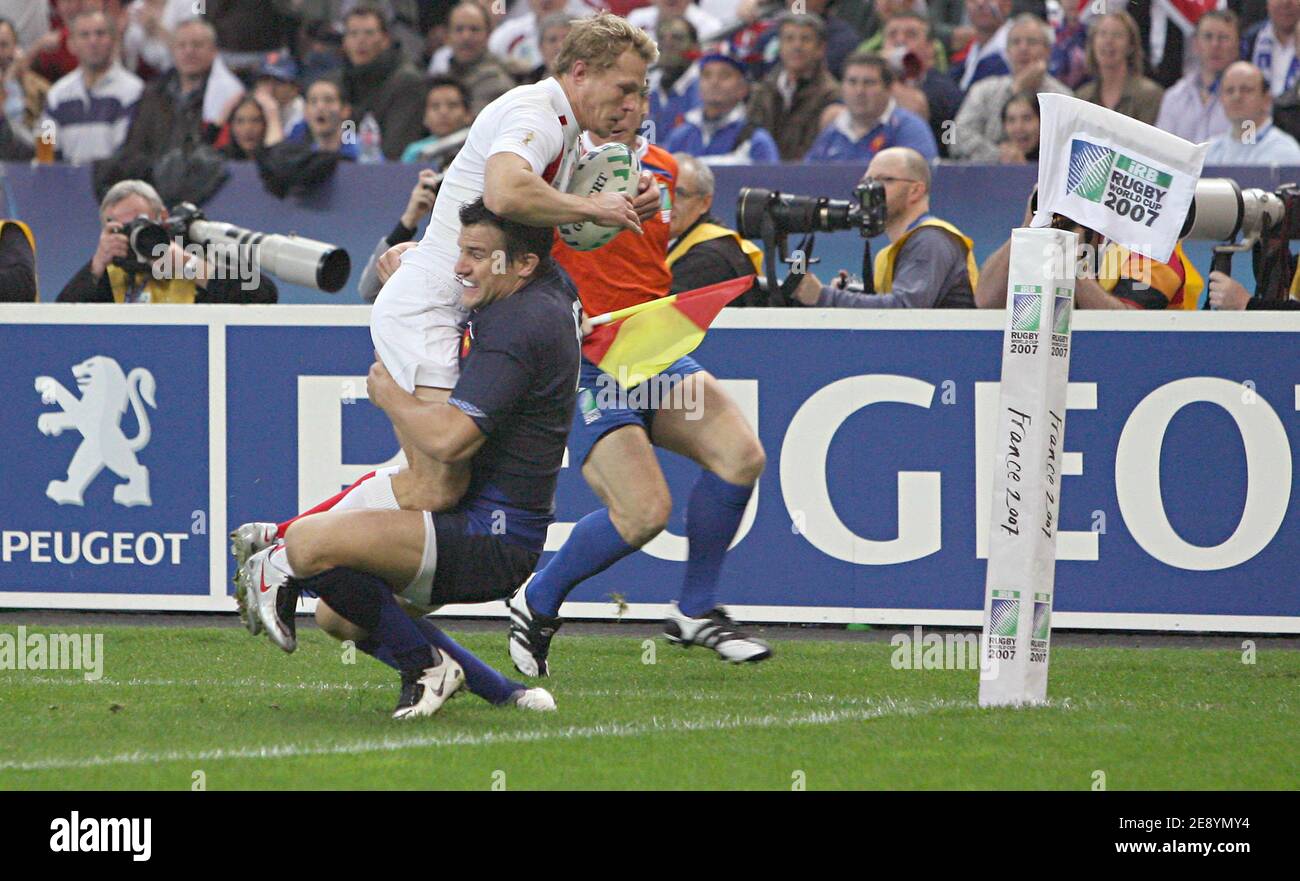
[[974, 192, 1195, 310], [57, 180, 277, 304], [358, 168, 440, 303], [792, 146, 977, 308]]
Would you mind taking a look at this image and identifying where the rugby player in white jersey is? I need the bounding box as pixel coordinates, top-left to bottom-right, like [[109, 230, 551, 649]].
[[370, 10, 661, 514], [231, 14, 661, 715]]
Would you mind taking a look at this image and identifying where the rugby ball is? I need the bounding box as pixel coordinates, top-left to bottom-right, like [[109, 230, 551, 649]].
[[558, 142, 640, 251]]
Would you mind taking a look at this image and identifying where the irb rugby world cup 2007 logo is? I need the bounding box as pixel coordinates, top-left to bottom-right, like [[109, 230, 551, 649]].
[[1008, 286, 1041, 355], [1067, 138, 1173, 228], [1051, 289, 1072, 358], [987, 589, 1020, 663]]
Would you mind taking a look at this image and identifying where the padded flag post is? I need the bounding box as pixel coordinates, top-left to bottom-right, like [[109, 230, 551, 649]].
[[979, 227, 1077, 707]]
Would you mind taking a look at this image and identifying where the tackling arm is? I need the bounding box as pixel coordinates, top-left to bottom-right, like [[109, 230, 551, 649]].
[[367, 361, 487, 464]]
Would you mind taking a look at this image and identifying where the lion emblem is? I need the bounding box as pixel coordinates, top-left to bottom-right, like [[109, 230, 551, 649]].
[[35, 356, 158, 507]]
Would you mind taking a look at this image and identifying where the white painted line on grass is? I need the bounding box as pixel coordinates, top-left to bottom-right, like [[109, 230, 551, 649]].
[[0, 697, 988, 773]]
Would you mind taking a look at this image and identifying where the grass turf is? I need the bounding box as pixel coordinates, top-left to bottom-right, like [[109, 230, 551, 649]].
[[0, 624, 1297, 790]]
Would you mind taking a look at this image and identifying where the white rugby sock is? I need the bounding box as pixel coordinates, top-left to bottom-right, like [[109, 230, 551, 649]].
[[332, 466, 401, 512]]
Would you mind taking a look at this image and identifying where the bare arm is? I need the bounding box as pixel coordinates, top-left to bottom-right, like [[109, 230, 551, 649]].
[[1074, 276, 1141, 309], [974, 237, 1011, 308], [367, 360, 486, 464], [483, 152, 640, 232]]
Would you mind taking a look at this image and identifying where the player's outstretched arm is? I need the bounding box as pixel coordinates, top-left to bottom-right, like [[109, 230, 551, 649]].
[[483, 153, 641, 232], [367, 359, 486, 464]]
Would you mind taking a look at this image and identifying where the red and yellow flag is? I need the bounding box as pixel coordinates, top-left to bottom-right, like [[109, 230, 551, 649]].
[[581, 275, 755, 388]]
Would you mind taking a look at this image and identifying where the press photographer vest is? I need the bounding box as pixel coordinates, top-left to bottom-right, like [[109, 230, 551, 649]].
[[666, 222, 763, 274], [0, 220, 37, 300], [105, 266, 198, 304], [873, 217, 978, 302]]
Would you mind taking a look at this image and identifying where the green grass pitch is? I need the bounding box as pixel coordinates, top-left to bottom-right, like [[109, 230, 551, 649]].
[[1, 624, 1297, 790]]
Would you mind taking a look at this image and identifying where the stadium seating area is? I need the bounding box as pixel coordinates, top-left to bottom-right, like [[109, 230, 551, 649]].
[[0, 1, 1296, 305]]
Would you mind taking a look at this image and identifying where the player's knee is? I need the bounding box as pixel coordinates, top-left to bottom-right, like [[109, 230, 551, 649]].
[[613, 490, 671, 547], [283, 520, 328, 578], [715, 436, 767, 486], [315, 600, 366, 642]]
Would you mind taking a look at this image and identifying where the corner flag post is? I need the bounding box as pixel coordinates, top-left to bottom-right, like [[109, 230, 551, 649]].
[[979, 227, 1077, 707]]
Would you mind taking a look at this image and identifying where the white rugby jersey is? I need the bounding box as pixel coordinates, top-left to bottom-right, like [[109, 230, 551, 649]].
[[404, 77, 582, 295]]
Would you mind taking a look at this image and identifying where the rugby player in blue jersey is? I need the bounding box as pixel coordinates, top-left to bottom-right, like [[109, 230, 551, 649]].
[[243, 198, 581, 719]]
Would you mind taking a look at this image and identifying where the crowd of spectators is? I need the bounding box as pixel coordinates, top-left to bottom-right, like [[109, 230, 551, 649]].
[[0, 1, 1297, 311], [0, 1, 1296, 172]]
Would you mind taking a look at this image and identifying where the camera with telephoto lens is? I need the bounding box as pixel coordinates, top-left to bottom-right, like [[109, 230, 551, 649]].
[[737, 182, 887, 242], [735, 182, 887, 304], [113, 203, 351, 293], [1179, 179, 1300, 306]]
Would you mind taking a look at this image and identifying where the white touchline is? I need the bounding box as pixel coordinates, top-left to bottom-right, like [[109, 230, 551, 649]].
[[0, 698, 980, 773]]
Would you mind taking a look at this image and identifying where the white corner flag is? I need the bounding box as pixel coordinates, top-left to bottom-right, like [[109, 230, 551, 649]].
[[979, 227, 1077, 708], [1032, 93, 1207, 263]]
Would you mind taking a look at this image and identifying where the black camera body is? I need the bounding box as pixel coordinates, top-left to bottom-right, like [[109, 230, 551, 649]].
[[113, 212, 190, 274], [737, 182, 887, 242]]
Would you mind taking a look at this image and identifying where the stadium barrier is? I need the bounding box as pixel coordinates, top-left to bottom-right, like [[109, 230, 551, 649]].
[[0, 161, 1287, 305], [2, 305, 1297, 633]]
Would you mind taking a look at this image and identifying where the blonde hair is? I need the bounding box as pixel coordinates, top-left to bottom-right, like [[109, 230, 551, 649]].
[[1086, 11, 1144, 77], [555, 12, 657, 76]]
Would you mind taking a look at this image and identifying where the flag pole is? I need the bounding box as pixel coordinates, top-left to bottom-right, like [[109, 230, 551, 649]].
[[586, 294, 680, 328]]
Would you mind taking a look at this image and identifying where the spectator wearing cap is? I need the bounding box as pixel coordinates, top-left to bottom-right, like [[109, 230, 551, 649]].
[[951, 0, 1013, 92], [662, 49, 779, 164], [253, 51, 304, 136], [116, 17, 244, 165], [629, 0, 724, 44], [747, 13, 844, 161], [429, 2, 513, 115], [647, 15, 701, 144], [299, 18, 345, 83], [805, 52, 937, 162], [949, 14, 1070, 162], [41, 10, 143, 163], [332, 5, 426, 160], [401, 75, 471, 165]]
